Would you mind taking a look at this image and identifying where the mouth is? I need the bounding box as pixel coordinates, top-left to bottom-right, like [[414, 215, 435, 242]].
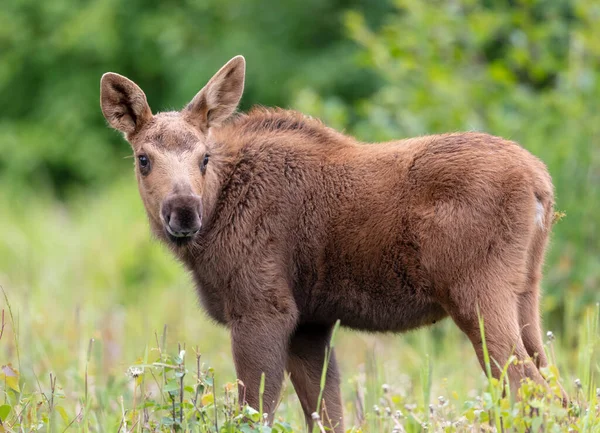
[[164, 224, 200, 246]]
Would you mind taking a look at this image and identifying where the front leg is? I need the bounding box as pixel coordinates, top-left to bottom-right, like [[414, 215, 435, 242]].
[[230, 308, 297, 422]]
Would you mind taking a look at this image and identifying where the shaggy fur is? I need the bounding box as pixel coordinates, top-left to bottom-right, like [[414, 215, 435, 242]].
[[100, 56, 566, 432]]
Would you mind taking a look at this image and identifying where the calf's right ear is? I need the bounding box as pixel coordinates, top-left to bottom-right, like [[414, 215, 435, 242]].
[[100, 73, 152, 135]]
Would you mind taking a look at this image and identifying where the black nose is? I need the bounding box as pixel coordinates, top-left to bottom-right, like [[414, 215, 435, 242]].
[[161, 194, 202, 240]]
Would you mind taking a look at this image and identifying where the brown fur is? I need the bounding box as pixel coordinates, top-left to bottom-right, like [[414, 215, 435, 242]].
[[100, 56, 566, 432]]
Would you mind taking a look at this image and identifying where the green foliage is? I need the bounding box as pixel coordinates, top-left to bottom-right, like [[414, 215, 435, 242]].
[[0, 0, 386, 195], [295, 0, 600, 327]]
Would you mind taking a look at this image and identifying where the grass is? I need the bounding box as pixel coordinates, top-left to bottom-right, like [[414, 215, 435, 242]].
[[1, 180, 599, 432]]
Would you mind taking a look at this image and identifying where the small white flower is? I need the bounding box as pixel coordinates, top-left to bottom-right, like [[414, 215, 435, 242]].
[[127, 366, 144, 378]]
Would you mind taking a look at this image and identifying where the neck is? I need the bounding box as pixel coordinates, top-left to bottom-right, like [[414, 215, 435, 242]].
[[170, 107, 351, 258]]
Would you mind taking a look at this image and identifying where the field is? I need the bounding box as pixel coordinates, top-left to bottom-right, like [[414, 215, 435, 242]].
[[1, 181, 599, 432]]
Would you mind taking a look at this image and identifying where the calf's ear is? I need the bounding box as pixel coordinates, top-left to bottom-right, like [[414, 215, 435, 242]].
[[100, 73, 152, 135], [184, 55, 245, 131]]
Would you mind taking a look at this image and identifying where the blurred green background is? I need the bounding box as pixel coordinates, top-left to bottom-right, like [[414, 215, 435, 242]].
[[1, 0, 599, 430], [1, 0, 599, 406]]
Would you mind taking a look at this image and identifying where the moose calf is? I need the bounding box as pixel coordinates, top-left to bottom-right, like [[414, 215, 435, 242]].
[[101, 56, 565, 432]]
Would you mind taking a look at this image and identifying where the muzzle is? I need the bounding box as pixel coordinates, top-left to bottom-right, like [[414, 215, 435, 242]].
[[161, 193, 202, 243]]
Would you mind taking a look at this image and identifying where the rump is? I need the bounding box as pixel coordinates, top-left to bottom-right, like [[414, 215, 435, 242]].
[[405, 133, 553, 297]]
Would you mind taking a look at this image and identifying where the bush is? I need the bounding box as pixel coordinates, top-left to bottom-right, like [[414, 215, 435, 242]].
[[0, 0, 387, 196]]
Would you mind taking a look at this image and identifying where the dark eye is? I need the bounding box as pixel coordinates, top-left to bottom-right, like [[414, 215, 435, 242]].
[[138, 154, 151, 175], [200, 154, 209, 173]]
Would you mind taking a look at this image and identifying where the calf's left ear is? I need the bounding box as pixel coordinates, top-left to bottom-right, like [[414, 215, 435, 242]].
[[184, 55, 246, 131], [100, 73, 152, 135]]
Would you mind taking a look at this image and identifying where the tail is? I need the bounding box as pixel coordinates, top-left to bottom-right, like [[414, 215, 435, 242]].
[[525, 165, 554, 293], [532, 164, 555, 232]]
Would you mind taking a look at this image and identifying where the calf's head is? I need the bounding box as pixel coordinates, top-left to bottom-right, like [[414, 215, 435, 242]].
[[100, 56, 245, 245]]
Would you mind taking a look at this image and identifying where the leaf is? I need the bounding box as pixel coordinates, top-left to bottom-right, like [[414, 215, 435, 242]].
[[55, 406, 70, 424], [464, 408, 476, 422], [272, 421, 293, 432], [238, 425, 255, 433], [160, 417, 175, 426], [201, 394, 214, 406], [163, 380, 180, 393], [529, 399, 543, 409], [1, 365, 20, 393], [243, 405, 260, 422], [0, 404, 10, 421]]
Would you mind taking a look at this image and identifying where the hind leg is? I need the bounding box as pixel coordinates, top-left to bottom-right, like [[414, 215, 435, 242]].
[[518, 289, 548, 369], [447, 285, 549, 396], [520, 225, 569, 405], [521, 225, 551, 370], [287, 324, 344, 433], [519, 287, 569, 404]]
